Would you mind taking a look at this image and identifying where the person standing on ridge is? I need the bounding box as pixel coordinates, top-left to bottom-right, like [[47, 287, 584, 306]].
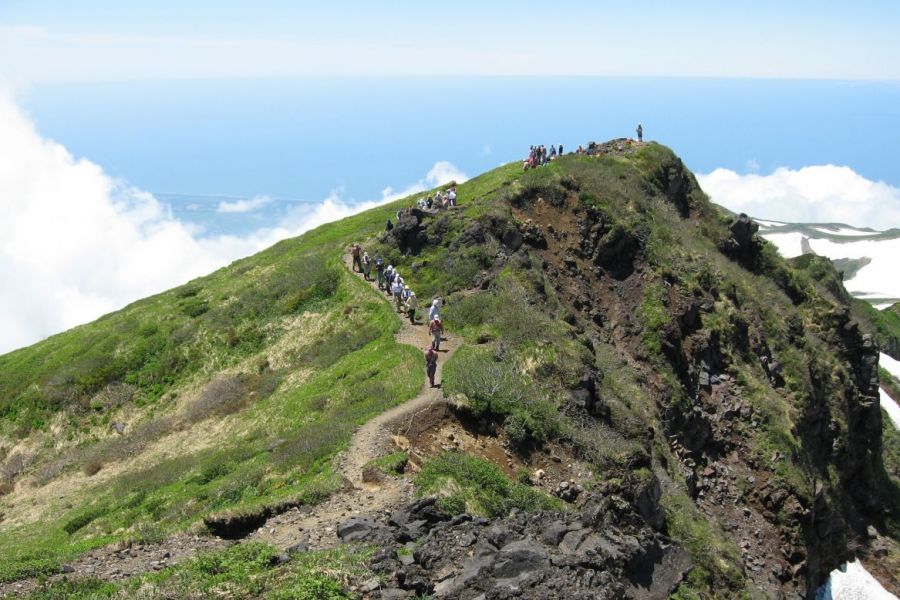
[[425, 346, 438, 388], [559, 144, 564, 155], [636, 123, 643, 143], [351, 243, 362, 272]]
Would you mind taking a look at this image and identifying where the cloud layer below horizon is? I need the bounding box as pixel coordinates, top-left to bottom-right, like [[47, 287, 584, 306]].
[[697, 166, 900, 229], [0, 92, 465, 354]]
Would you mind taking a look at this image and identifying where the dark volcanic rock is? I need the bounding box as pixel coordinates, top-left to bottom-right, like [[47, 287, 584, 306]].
[[346, 497, 690, 600], [719, 213, 764, 270]]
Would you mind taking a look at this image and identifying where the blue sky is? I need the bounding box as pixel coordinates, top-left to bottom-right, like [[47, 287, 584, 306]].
[[3, 1, 900, 81], [2, 2, 900, 352]]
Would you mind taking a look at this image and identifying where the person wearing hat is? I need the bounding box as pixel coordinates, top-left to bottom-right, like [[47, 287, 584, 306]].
[[374, 254, 385, 289], [384, 266, 395, 296], [429, 316, 443, 351], [362, 251, 372, 281], [428, 298, 441, 323], [392, 276, 404, 312], [406, 291, 418, 324]]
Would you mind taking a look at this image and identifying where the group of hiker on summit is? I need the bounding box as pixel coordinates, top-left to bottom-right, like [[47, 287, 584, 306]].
[[350, 243, 445, 388], [524, 144, 563, 169], [524, 124, 644, 169]]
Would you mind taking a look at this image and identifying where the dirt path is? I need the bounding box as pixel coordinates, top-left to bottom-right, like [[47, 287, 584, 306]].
[[0, 255, 463, 597], [247, 254, 461, 550]]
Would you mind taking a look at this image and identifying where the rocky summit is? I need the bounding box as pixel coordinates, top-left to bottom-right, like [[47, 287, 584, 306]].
[[0, 141, 898, 599]]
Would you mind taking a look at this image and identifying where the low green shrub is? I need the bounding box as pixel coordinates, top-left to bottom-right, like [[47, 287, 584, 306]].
[[415, 452, 564, 517]]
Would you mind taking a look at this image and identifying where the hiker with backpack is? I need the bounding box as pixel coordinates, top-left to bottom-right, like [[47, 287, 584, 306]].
[[375, 255, 385, 289], [362, 252, 372, 281], [392, 277, 404, 312], [428, 298, 442, 324], [636, 123, 643, 143], [425, 346, 439, 388], [351, 243, 362, 272], [429, 317, 443, 351], [406, 291, 418, 324], [384, 266, 395, 294]]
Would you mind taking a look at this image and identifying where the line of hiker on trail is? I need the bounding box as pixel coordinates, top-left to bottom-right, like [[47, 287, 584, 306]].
[[350, 243, 446, 388]]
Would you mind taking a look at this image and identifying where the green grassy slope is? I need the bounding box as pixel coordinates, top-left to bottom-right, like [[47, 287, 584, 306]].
[[0, 161, 521, 583]]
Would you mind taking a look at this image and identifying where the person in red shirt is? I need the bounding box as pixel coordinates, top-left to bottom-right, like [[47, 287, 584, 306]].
[[429, 317, 443, 351]]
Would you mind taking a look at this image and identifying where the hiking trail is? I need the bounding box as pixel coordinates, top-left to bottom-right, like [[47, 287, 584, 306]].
[[0, 253, 462, 596], [246, 254, 461, 550]]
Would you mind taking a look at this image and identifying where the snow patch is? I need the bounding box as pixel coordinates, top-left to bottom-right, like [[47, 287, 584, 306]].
[[881, 388, 900, 430], [812, 226, 880, 237], [817, 560, 898, 600], [761, 232, 806, 257], [882, 353, 900, 382]]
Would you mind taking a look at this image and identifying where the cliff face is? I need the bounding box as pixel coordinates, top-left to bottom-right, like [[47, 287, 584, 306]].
[[1, 141, 897, 598], [367, 141, 897, 598]]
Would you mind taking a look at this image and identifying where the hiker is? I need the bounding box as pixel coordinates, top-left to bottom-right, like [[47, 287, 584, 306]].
[[559, 144, 564, 155], [448, 187, 457, 207], [351, 243, 362, 272], [636, 123, 643, 142], [428, 298, 440, 323], [407, 291, 418, 323], [392, 277, 404, 312], [386, 219, 394, 232], [375, 255, 385, 289], [362, 251, 372, 281], [429, 317, 444, 351], [384, 265, 394, 293], [425, 346, 438, 387]]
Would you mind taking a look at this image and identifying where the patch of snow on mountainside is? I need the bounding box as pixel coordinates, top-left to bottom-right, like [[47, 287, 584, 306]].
[[817, 560, 898, 600], [882, 353, 900, 381], [881, 388, 900, 429], [756, 222, 900, 301]]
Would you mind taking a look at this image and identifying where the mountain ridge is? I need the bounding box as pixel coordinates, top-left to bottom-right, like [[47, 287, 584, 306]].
[[1, 142, 898, 599]]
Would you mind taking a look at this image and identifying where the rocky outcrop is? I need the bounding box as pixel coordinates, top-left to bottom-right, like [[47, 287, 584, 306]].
[[338, 497, 690, 600], [718, 213, 765, 271], [390, 210, 429, 254]]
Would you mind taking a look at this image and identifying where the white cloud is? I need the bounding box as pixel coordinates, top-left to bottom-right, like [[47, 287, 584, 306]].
[[426, 161, 467, 187], [697, 166, 900, 229], [379, 161, 468, 204], [0, 90, 465, 354], [216, 195, 271, 214]]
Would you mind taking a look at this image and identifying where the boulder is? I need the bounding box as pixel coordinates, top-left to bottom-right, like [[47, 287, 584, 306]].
[[336, 516, 378, 542], [492, 538, 550, 579]]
